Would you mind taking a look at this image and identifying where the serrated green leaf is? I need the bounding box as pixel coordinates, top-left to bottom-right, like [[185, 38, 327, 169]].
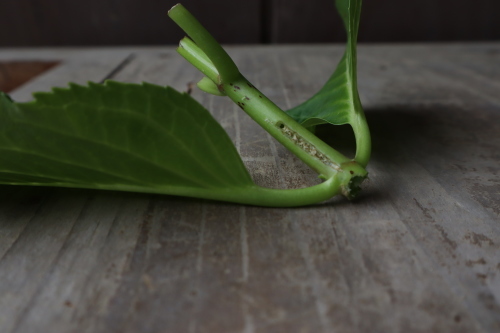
[[287, 0, 363, 127], [0, 81, 254, 195], [0, 81, 362, 207]]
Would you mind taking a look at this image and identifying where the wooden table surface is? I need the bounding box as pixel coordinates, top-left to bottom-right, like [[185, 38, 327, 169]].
[[0, 44, 499, 333]]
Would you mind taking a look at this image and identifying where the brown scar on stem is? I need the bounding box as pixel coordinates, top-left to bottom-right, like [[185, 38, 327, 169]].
[[234, 85, 241, 90], [244, 96, 250, 100], [247, 82, 255, 88], [276, 122, 339, 170]]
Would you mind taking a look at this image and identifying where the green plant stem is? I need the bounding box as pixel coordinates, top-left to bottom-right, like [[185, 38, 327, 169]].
[[351, 97, 371, 167], [346, 32, 371, 167], [178, 37, 219, 82], [21, 176, 340, 207], [169, 4, 239, 83], [168, 3, 368, 199], [222, 75, 352, 179]]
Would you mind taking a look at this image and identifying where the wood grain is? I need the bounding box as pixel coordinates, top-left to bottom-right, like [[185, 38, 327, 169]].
[[0, 43, 499, 332]]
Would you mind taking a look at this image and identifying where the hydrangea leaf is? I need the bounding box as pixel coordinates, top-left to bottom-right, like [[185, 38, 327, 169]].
[[0, 81, 352, 207], [0, 81, 254, 195]]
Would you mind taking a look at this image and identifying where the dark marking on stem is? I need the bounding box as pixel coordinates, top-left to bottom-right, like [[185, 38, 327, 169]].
[[276, 121, 338, 169], [217, 84, 225, 94], [247, 82, 255, 88], [244, 96, 250, 100], [350, 170, 354, 174], [259, 95, 262, 98], [237, 102, 245, 110], [234, 85, 241, 90], [230, 83, 234, 86]]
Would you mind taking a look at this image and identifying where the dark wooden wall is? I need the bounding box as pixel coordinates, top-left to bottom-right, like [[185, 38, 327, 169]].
[[1, 0, 499, 46]]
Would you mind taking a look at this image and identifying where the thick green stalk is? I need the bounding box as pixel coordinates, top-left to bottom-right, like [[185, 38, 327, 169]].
[[169, 4, 239, 83], [53, 176, 342, 207], [178, 37, 219, 82], [352, 95, 371, 167], [347, 35, 371, 167], [168, 3, 368, 199], [221, 74, 352, 180]]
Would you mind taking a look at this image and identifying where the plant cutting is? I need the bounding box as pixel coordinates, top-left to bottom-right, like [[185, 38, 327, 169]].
[[0, 0, 370, 207]]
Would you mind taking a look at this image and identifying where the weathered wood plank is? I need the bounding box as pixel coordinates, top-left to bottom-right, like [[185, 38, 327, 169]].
[[0, 44, 499, 333]]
